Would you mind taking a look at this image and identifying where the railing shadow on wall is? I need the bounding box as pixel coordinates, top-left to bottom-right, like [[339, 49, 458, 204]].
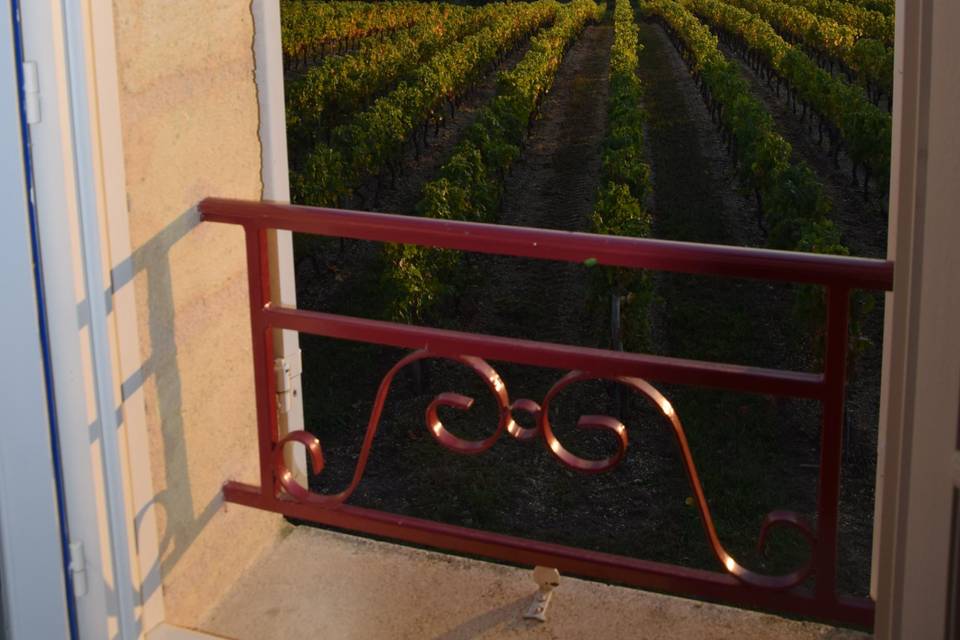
[[78, 207, 223, 633], [199, 196, 893, 630]]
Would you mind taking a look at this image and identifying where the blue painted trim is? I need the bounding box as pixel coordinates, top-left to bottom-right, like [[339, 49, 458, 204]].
[[9, 1, 80, 637]]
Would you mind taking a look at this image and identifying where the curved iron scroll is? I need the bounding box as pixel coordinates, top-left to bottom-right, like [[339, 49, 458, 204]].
[[272, 350, 815, 590]]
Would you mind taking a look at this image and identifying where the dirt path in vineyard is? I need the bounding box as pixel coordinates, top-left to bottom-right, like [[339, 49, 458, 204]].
[[465, 23, 614, 346]]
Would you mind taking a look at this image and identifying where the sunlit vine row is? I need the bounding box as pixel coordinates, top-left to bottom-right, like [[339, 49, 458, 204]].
[[686, 0, 891, 194], [286, 4, 495, 167], [640, 0, 846, 251], [776, 0, 893, 45], [714, 0, 893, 101], [641, 0, 871, 353], [843, 0, 892, 16], [380, 0, 603, 322], [589, 0, 653, 352], [291, 1, 559, 210], [281, 1, 443, 69]]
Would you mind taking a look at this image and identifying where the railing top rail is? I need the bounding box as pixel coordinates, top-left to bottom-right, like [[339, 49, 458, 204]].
[[199, 198, 894, 291]]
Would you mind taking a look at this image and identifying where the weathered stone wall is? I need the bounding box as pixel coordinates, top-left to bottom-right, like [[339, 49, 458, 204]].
[[111, 0, 288, 626]]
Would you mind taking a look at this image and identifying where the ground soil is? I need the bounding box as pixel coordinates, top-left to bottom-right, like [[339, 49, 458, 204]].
[[291, 14, 884, 607], [465, 23, 614, 344]]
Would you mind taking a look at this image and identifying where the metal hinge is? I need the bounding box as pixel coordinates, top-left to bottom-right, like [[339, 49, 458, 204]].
[[22, 61, 40, 124], [274, 350, 302, 414], [68, 541, 88, 597]]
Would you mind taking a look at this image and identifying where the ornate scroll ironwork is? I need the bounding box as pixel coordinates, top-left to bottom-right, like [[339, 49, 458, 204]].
[[272, 349, 815, 590]]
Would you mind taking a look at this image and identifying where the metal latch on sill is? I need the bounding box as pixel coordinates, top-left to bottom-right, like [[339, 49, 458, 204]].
[[22, 61, 41, 124], [69, 541, 88, 597], [274, 350, 302, 414], [524, 566, 561, 622]]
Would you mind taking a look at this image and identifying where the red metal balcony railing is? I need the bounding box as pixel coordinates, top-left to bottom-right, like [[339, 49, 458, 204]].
[[199, 197, 894, 629]]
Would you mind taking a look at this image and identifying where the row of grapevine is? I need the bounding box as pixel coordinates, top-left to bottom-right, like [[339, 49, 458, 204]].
[[590, 0, 653, 351], [685, 0, 891, 194], [286, 4, 492, 165], [843, 0, 893, 16], [281, 1, 442, 69], [380, 0, 603, 322], [714, 0, 893, 101], [641, 0, 868, 353], [777, 0, 893, 45], [291, 1, 559, 209], [640, 0, 845, 253], [639, 0, 866, 348]]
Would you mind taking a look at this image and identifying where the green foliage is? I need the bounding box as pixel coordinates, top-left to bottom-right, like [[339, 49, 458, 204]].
[[593, 184, 651, 239], [779, 0, 894, 45], [640, 0, 871, 358], [764, 160, 831, 247], [291, 1, 559, 207], [281, 1, 439, 63], [796, 217, 847, 255], [586, 0, 654, 353], [683, 0, 892, 189], [643, 0, 840, 240], [381, 0, 603, 323], [285, 5, 486, 166], [792, 219, 873, 365], [290, 147, 349, 206], [705, 0, 893, 92], [379, 243, 458, 323]]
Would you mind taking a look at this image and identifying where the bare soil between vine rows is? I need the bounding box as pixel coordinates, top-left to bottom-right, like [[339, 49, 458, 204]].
[[292, 16, 882, 610]]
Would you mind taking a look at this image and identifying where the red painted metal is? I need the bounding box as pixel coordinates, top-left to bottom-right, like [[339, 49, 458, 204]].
[[263, 306, 826, 398], [244, 227, 278, 496], [201, 198, 894, 289], [223, 481, 874, 626], [273, 352, 814, 585], [199, 197, 894, 630], [814, 286, 851, 602]]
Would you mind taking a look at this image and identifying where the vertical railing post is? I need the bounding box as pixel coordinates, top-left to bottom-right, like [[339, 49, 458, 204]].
[[244, 225, 279, 497], [815, 285, 851, 602]]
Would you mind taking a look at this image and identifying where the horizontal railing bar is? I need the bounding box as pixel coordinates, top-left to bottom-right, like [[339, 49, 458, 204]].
[[200, 198, 894, 290], [224, 482, 874, 628], [263, 306, 825, 399]]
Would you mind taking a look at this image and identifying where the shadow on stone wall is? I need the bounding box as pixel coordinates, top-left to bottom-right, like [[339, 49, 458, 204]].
[[81, 205, 225, 634]]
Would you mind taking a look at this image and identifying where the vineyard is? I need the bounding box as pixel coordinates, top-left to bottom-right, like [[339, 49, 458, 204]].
[[282, 0, 892, 606]]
